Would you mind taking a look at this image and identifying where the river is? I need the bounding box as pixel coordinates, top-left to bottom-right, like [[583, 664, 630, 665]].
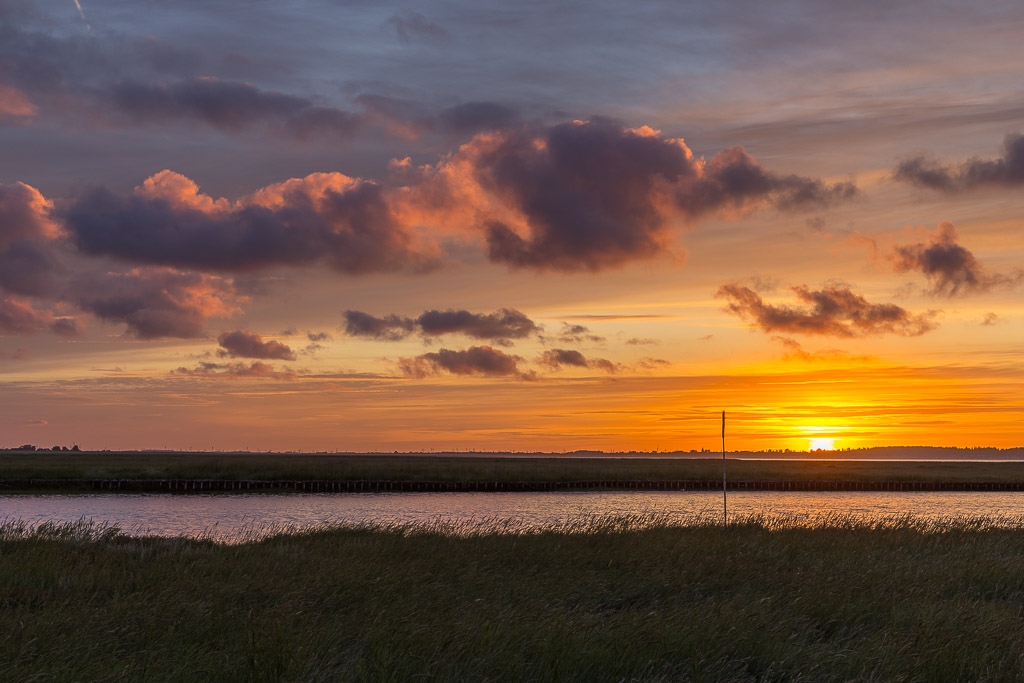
[[3, 490, 1024, 541]]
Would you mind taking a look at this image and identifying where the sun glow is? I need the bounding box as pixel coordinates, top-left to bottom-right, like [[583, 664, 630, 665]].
[[808, 438, 836, 451]]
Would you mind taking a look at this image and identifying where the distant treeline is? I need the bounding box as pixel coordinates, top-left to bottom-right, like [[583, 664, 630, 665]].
[[2, 445, 1021, 458], [5, 444, 80, 453]]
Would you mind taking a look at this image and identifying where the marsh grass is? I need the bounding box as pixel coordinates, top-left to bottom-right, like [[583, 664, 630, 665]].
[[4, 513, 1024, 680], [5, 452, 1024, 486]]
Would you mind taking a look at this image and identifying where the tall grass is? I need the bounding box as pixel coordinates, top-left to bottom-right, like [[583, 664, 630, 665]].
[[4, 514, 1024, 680]]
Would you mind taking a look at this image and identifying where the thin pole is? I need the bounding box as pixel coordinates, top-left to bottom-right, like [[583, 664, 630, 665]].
[[722, 410, 727, 524]]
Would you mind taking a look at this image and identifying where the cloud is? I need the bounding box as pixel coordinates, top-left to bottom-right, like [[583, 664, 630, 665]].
[[545, 323, 605, 344], [0, 181, 63, 297], [356, 94, 521, 138], [428, 119, 856, 272], [770, 335, 870, 362], [63, 170, 438, 274], [894, 133, 1024, 192], [0, 84, 37, 122], [109, 77, 360, 139], [217, 330, 296, 360], [398, 345, 530, 379], [982, 312, 1002, 326], [172, 360, 296, 380], [891, 222, 1022, 296], [417, 308, 539, 344], [717, 283, 937, 337], [54, 122, 855, 279], [539, 348, 618, 373], [386, 10, 452, 45], [625, 337, 658, 345], [0, 346, 30, 360], [343, 307, 539, 345], [342, 310, 417, 341], [0, 297, 81, 337], [73, 267, 242, 339]]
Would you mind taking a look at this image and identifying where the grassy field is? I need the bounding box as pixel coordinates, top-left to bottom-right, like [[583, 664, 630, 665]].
[[3, 514, 1024, 681], [3, 450, 1024, 484]]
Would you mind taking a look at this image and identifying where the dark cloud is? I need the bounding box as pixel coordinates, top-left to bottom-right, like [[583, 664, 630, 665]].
[[344, 307, 539, 345], [386, 10, 452, 45], [307, 331, 332, 342], [539, 348, 618, 373], [172, 360, 296, 380], [63, 171, 437, 275], [464, 120, 856, 271], [438, 102, 520, 135], [356, 94, 520, 137], [0, 182, 62, 297], [49, 317, 83, 338], [342, 310, 417, 341], [717, 283, 937, 337], [546, 323, 605, 344], [399, 345, 530, 379], [891, 222, 1022, 296], [894, 134, 1024, 192], [982, 312, 1002, 326], [72, 267, 241, 339], [109, 78, 360, 138], [217, 330, 296, 360], [417, 308, 539, 344], [687, 145, 858, 214], [625, 337, 658, 345]]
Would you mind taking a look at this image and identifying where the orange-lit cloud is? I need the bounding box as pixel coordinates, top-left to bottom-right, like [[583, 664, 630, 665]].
[[64, 170, 439, 274], [0, 85, 37, 121], [172, 360, 296, 380], [72, 267, 242, 339], [0, 297, 81, 337], [0, 181, 63, 297]]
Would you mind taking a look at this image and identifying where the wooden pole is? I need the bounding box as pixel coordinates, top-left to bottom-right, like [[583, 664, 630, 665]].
[[722, 410, 727, 524]]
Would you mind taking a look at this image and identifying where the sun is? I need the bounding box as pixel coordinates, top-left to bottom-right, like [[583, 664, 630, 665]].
[[808, 438, 835, 451]]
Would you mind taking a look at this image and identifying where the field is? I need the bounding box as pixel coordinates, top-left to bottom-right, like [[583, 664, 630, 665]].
[[3, 514, 1024, 681], [4, 451, 1024, 486]]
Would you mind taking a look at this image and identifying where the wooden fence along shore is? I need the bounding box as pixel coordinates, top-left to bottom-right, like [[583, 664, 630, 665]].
[[4, 479, 1024, 493]]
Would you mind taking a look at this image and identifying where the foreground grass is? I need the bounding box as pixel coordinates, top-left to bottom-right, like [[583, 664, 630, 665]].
[[4, 515, 1024, 681], [5, 451, 1024, 485]]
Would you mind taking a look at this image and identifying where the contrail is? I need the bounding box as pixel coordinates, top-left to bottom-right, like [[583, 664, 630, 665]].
[[72, 0, 92, 32]]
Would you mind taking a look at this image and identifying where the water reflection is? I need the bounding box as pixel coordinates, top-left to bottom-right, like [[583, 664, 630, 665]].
[[2, 491, 1023, 541]]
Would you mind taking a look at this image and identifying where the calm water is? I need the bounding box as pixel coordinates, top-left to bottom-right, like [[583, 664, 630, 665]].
[[4, 491, 1024, 541]]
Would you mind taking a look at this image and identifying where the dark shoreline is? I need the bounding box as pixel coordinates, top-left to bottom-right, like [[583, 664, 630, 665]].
[[6, 477, 1024, 494]]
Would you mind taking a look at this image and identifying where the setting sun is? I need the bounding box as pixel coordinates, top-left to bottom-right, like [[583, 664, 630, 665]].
[[808, 438, 836, 451]]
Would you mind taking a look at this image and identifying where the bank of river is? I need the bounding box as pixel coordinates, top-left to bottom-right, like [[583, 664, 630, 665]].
[[3, 490, 1024, 540]]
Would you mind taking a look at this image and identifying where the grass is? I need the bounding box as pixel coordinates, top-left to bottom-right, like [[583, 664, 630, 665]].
[[4, 451, 1024, 486], [4, 514, 1024, 681]]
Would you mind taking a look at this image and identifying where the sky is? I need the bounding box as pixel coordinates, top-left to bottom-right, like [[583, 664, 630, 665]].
[[1, 0, 1022, 452]]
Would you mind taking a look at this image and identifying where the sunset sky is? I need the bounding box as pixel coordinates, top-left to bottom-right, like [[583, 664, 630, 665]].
[[1, 0, 1022, 452]]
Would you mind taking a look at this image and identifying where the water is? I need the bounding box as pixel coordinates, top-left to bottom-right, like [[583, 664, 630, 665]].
[[3, 491, 1024, 541]]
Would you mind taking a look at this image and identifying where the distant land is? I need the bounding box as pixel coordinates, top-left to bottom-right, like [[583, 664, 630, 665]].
[[3, 445, 1023, 460]]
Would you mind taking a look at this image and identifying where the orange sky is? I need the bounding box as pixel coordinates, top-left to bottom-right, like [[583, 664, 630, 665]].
[[1, 2, 1022, 452]]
